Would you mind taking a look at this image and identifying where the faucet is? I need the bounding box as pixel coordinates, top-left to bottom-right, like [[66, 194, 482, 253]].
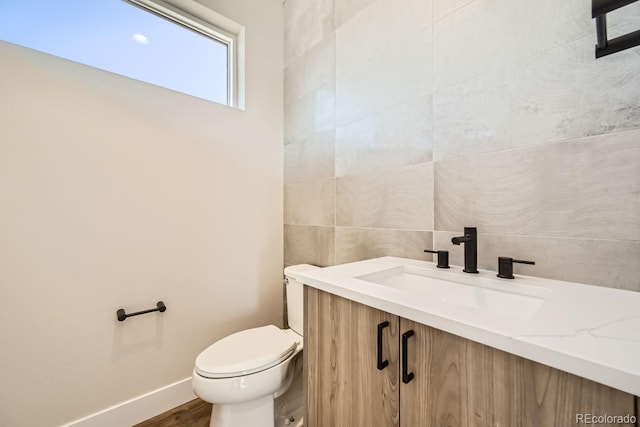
[[497, 257, 535, 279], [451, 227, 479, 273]]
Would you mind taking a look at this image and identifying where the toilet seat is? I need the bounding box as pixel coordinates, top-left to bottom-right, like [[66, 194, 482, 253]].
[[195, 325, 297, 379]]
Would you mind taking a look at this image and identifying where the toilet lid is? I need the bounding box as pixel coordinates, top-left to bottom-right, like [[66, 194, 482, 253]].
[[195, 325, 297, 379]]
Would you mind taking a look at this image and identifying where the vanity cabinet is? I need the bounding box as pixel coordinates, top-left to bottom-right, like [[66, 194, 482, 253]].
[[304, 286, 400, 426], [304, 287, 637, 427]]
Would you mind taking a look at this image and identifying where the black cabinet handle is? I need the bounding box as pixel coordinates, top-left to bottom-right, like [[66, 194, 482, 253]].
[[402, 330, 415, 383], [377, 321, 390, 370]]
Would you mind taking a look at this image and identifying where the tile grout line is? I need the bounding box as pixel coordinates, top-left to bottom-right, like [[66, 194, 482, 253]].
[[333, 0, 338, 267], [432, 127, 640, 164], [431, 0, 436, 253]]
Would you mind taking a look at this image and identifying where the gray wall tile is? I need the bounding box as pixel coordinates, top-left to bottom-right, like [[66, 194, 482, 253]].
[[509, 35, 640, 148], [434, 131, 640, 241], [336, 227, 433, 264], [434, 68, 510, 161], [335, 95, 433, 177], [284, 0, 334, 66], [433, 0, 473, 22], [337, 163, 434, 229], [284, 178, 335, 226], [433, 0, 592, 90], [284, 225, 335, 267], [285, 35, 336, 106], [284, 82, 336, 144], [336, 0, 431, 76], [335, 0, 375, 29], [434, 231, 640, 291], [284, 0, 640, 293], [434, 34, 640, 161], [336, 26, 432, 125], [284, 130, 335, 184], [284, 0, 322, 30]]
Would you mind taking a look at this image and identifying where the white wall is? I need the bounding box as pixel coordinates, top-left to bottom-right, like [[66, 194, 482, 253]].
[[0, 1, 283, 425]]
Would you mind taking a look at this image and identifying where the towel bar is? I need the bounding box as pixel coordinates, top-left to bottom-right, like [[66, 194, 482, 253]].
[[117, 301, 166, 321], [593, 0, 640, 58]]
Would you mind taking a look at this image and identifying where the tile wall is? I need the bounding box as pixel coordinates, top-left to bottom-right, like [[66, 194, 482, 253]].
[[284, 0, 640, 290]]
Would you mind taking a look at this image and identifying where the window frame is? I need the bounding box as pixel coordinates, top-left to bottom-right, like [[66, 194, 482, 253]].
[[125, 0, 243, 108]]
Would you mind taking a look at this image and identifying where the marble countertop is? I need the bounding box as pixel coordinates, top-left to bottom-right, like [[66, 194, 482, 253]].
[[291, 256, 640, 396]]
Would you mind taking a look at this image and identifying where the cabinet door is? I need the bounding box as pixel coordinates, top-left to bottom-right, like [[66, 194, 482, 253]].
[[304, 287, 400, 427], [400, 319, 467, 426], [400, 319, 636, 427]]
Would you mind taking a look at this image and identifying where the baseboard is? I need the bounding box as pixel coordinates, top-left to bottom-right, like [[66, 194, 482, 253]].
[[62, 377, 197, 427]]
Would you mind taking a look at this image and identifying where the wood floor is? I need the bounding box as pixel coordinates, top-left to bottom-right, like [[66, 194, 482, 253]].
[[133, 399, 212, 427]]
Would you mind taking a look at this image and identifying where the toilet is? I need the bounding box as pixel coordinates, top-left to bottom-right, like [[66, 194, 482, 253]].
[[192, 264, 318, 427]]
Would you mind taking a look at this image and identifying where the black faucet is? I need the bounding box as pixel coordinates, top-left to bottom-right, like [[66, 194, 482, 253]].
[[424, 249, 450, 269], [497, 257, 535, 279], [451, 227, 478, 273]]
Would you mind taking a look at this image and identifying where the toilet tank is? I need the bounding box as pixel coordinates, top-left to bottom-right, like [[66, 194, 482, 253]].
[[284, 264, 319, 336]]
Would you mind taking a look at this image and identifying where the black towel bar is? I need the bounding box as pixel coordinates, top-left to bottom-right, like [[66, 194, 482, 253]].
[[117, 301, 166, 321], [593, 0, 640, 58], [592, 0, 638, 17]]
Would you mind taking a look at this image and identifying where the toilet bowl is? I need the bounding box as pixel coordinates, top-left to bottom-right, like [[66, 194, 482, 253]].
[[192, 264, 318, 427]]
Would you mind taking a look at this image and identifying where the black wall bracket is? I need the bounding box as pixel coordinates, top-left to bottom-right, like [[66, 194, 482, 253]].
[[117, 301, 166, 321], [593, 0, 640, 58]]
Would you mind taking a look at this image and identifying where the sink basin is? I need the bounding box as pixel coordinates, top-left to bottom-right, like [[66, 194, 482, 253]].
[[356, 265, 550, 320]]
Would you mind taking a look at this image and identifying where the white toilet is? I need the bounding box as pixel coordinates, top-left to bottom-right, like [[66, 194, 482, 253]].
[[192, 264, 317, 427]]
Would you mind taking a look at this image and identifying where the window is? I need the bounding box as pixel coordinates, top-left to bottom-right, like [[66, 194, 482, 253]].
[[0, 0, 244, 107]]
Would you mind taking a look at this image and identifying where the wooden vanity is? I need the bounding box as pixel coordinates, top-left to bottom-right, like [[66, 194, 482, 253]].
[[296, 257, 640, 427], [304, 288, 637, 427]]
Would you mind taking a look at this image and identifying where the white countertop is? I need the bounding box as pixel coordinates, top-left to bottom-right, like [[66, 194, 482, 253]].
[[292, 257, 640, 396]]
